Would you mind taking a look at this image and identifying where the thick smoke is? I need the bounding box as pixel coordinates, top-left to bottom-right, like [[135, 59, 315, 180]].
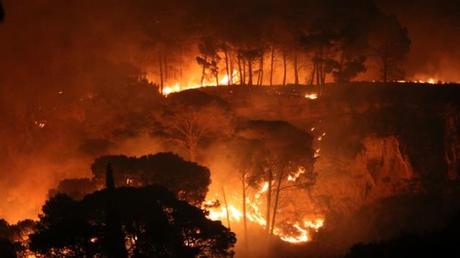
[[378, 0, 460, 81]]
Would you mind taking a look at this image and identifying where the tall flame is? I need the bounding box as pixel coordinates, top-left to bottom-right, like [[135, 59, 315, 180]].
[[206, 176, 325, 244]]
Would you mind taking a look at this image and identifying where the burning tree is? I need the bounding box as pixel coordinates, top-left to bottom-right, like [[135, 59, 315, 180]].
[[160, 91, 234, 162], [237, 120, 316, 236], [224, 137, 267, 245], [196, 38, 221, 86]]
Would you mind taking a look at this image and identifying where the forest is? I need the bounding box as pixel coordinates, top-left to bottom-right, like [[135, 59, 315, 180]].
[[1, 0, 460, 257]]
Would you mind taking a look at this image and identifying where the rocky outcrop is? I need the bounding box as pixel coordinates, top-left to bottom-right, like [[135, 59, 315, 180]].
[[312, 136, 419, 214], [353, 136, 417, 202]]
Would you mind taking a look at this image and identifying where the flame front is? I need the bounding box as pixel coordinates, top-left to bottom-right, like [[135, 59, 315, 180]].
[[161, 69, 240, 96], [206, 178, 325, 244]]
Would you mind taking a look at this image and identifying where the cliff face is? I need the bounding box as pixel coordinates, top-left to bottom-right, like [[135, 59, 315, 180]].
[[202, 84, 460, 214], [311, 136, 419, 214], [355, 136, 416, 200]]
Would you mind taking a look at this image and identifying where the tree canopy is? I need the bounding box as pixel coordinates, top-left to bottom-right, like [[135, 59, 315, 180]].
[[91, 152, 211, 206], [30, 186, 236, 257]]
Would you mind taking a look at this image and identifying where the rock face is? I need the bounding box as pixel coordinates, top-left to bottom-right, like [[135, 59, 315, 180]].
[[353, 136, 417, 201], [202, 85, 460, 214], [312, 136, 419, 214]]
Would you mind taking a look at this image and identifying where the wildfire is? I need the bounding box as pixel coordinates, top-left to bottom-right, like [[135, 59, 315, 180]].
[[274, 218, 324, 243], [206, 176, 325, 244], [161, 70, 240, 96], [288, 167, 306, 182]]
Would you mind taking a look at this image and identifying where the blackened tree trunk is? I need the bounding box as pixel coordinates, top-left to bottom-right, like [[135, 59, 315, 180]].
[[222, 187, 231, 230], [159, 53, 164, 93], [258, 55, 264, 86], [104, 165, 128, 258], [248, 60, 253, 86], [270, 169, 284, 235], [200, 61, 206, 87], [242, 57, 247, 86], [163, 55, 168, 83], [282, 50, 287, 86], [269, 47, 275, 86], [309, 62, 316, 85], [237, 55, 243, 86], [230, 55, 234, 85], [224, 50, 230, 86], [241, 171, 248, 249], [293, 51, 299, 85], [266, 169, 273, 234]]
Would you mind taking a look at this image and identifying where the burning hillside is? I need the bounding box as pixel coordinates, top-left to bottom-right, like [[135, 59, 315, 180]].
[[1, 0, 460, 257]]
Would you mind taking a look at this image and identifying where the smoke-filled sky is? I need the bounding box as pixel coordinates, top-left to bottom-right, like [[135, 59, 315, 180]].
[[377, 0, 460, 81], [1, 0, 459, 84]]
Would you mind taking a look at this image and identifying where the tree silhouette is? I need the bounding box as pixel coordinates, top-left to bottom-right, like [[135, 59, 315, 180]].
[[91, 152, 211, 206], [49, 178, 99, 200], [30, 186, 236, 257], [0, 1, 4, 22], [369, 15, 411, 82], [0, 238, 16, 258], [104, 164, 128, 258]]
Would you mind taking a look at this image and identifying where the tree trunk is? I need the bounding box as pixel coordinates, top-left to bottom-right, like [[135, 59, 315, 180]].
[[248, 60, 253, 86], [215, 65, 219, 86], [242, 58, 247, 86], [270, 169, 284, 235], [270, 47, 275, 86], [282, 50, 287, 86], [222, 187, 231, 230], [310, 62, 316, 85], [230, 54, 234, 85], [316, 61, 321, 85], [225, 50, 230, 86], [159, 53, 164, 93], [266, 169, 273, 234], [258, 55, 264, 86], [242, 171, 248, 249], [163, 54, 168, 83], [200, 61, 206, 87], [237, 55, 243, 86], [293, 51, 299, 85]]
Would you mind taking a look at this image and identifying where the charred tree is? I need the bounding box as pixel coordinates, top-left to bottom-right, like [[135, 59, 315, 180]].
[[104, 164, 128, 258], [269, 47, 275, 86], [282, 50, 287, 86], [293, 51, 299, 85]]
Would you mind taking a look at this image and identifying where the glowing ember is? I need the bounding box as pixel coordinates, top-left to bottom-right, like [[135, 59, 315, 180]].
[[34, 121, 46, 128], [304, 93, 319, 100], [288, 167, 306, 182]]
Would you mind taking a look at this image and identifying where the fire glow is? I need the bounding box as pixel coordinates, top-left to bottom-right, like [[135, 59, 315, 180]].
[[205, 175, 325, 244], [161, 70, 240, 96]]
